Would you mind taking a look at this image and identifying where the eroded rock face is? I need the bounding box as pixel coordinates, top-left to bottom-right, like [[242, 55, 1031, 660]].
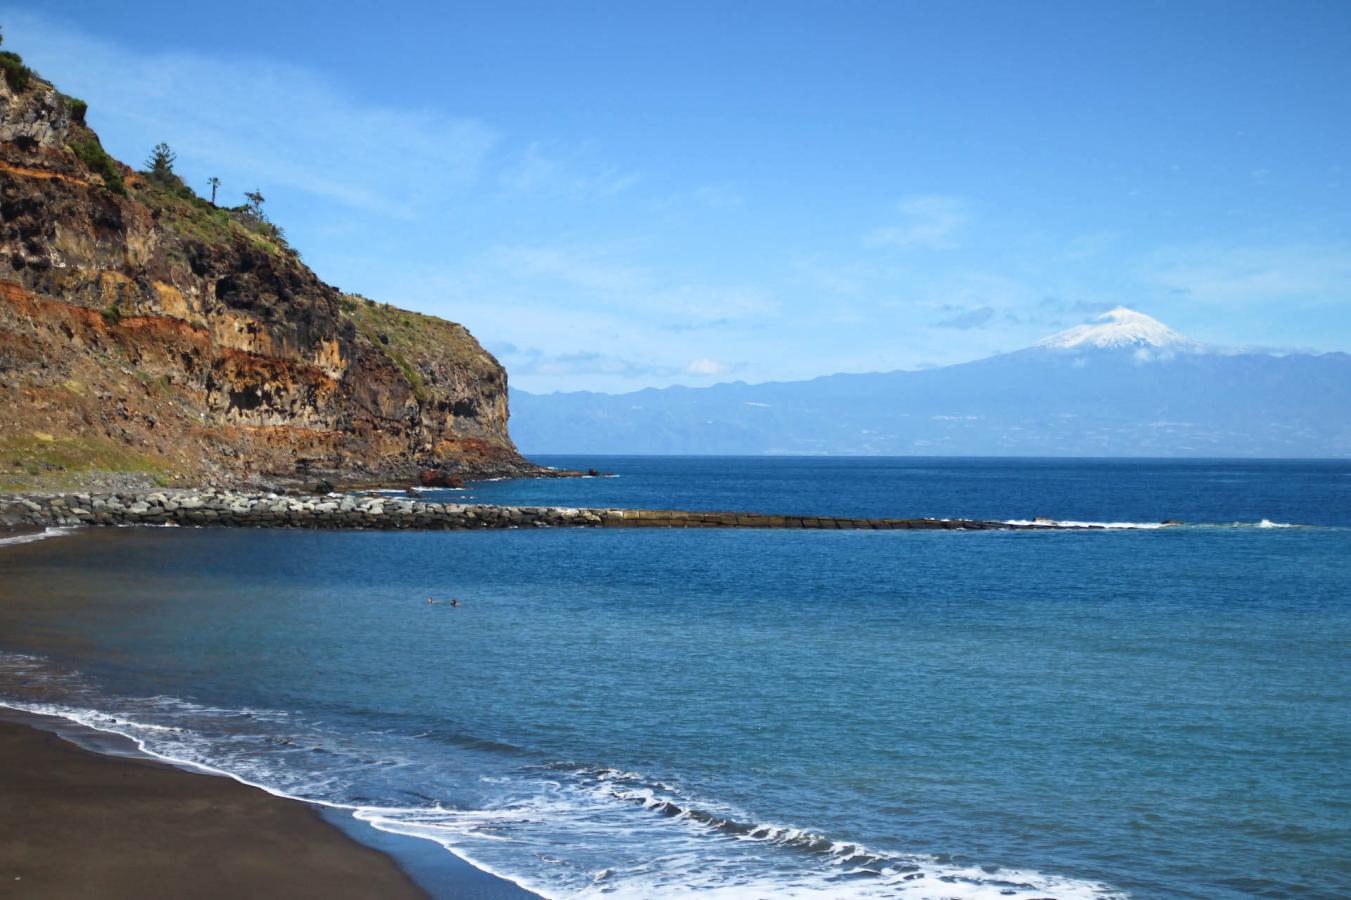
[[0, 75, 534, 485], [0, 74, 72, 149]]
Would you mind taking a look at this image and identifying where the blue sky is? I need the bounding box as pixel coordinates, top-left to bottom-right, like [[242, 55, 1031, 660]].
[[5, 1, 1350, 392]]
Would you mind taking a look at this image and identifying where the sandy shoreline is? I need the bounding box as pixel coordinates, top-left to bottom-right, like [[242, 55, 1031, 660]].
[[0, 715, 427, 897], [0, 712, 540, 898]]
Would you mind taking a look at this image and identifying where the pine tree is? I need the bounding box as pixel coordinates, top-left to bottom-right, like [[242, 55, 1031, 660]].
[[146, 142, 176, 180]]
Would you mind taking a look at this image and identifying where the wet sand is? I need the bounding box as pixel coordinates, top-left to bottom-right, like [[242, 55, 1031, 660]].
[[0, 718, 428, 898]]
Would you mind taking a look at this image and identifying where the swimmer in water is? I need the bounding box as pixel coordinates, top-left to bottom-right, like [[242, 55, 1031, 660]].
[[449, 598, 460, 607]]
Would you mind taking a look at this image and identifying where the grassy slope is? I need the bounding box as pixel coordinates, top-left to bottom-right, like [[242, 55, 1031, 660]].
[[338, 294, 495, 403], [0, 433, 172, 492], [131, 174, 297, 260]]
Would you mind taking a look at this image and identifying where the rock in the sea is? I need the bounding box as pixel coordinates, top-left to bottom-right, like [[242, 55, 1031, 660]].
[[418, 469, 466, 489]]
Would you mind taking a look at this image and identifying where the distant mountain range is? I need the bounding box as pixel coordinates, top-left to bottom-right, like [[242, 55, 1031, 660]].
[[510, 308, 1351, 457]]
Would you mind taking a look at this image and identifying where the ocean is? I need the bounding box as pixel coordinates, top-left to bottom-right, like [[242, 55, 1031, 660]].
[[2, 457, 1349, 898]]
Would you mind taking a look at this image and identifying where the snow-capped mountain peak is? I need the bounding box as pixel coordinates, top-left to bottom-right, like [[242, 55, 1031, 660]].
[[1037, 307, 1195, 351]]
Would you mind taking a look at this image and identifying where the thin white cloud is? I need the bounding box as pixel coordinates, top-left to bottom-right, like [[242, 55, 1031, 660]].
[[383, 258, 774, 392], [487, 244, 775, 326], [499, 141, 640, 198], [1144, 243, 1351, 305], [497, 346, 677, 379], [647, 283, 776, 325], [865, 194, 969, 251], [685, 357, 729, 376], [490, 245, 647, 294], [5, 10, 497, 218]]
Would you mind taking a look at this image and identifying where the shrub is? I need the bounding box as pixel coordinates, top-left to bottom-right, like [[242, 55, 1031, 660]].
[[69, 134, 126, 196], [143, 168, 200, 204], [0, 50, 32, 91], [64, 95, 88, 124], [101, 304, 122, 327]]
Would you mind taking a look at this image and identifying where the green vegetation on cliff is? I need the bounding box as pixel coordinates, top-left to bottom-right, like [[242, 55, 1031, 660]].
[[0, 432, 173, 492], [341, 295, 488, 362], [339, 294, 503, 410], [68, 127, 126, 195], [62, 94, 87, 123], [131, 167, 298, 259], [0, 50, 33, 92]]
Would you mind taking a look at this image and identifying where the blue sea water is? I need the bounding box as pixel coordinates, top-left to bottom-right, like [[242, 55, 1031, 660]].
[[1, 457, 1349, 898]]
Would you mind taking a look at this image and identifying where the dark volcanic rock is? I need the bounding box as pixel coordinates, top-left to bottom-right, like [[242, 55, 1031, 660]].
[[419, 469, 466, 489]]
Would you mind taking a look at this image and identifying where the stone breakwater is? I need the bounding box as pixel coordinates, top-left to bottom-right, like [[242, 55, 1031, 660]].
[[0, 490, 1086, 532]]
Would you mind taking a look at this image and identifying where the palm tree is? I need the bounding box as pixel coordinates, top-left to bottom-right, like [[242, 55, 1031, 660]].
[[207, 176, 221, 206]]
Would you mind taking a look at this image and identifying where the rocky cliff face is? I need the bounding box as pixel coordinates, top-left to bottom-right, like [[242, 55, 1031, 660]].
[[0, 62, 536, 489]]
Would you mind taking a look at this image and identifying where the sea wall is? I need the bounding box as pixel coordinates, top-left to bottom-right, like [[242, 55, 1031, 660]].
[[0, 490, 1062, 532]]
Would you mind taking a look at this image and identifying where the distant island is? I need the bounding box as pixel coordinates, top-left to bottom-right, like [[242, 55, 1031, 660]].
[[0, 50, 541, 493], [511, 308, 1351, 457]]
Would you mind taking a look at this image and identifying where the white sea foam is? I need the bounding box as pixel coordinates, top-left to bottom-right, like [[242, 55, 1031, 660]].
[[368, 486, 470, 495], [1003, 518, 1311, 531], [352, 779, 1126, 899], [1002, 519, 1172, 530], [0, 526, 76, 547]]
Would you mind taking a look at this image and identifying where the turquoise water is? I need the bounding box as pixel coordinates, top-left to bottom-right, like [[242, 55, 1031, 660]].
[[1, 458, 1349, 898]]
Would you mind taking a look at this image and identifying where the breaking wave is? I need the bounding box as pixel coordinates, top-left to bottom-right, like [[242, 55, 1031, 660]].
[[0, 526, 76, 548], [1003, 518, 1307, 530], [0, 651, 1125, 899], [1002, 519, 1173, 530]]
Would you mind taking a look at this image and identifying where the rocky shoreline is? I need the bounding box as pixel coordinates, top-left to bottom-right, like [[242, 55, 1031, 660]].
[[1, 489, 1102, 532]]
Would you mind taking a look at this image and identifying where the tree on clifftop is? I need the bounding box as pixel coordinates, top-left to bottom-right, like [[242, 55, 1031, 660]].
[[207, 176, 221, 205], [146, 142, 176, 180]]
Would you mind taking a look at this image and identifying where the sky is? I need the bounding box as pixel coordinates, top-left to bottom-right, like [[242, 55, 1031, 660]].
[[4, 1, 1350, 393]]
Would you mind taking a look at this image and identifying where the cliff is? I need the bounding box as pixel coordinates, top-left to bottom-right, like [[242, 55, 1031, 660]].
[[0, 51, 538, 490]]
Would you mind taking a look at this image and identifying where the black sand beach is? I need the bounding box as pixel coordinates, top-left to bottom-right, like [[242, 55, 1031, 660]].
[[0, 716, 428, 898]]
